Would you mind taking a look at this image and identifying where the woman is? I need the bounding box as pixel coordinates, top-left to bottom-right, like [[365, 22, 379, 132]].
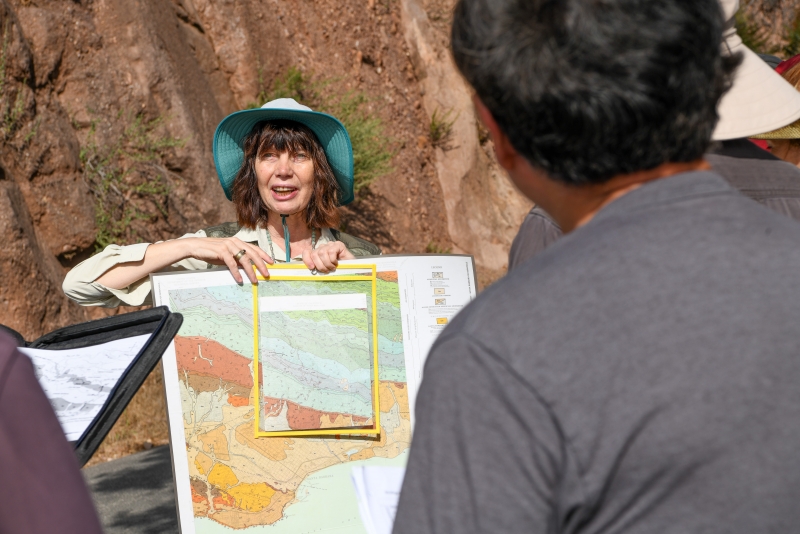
[[751, 55, 800, 166], [63, 98, 380, 307]]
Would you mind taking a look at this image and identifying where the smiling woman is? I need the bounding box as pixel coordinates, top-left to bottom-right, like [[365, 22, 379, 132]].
[[62, 99, 381, 308]]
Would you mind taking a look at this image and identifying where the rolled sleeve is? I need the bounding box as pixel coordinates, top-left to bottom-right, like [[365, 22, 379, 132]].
[[62, 231, 208, 308]]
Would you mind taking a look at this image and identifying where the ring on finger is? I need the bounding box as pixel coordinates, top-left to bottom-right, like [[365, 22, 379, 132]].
[[233, 249, 247, 262]]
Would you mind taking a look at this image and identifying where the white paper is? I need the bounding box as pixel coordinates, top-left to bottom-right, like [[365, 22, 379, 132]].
[[259, 292, 367, 311], [19, 334, 150, 441], [352, 466, 406, 534], [352, 467, 377, 534]]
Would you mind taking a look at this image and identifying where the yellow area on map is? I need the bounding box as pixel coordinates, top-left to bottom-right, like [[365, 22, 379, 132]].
[[208, 463, 239, 489], [228, 483, 277, 513]]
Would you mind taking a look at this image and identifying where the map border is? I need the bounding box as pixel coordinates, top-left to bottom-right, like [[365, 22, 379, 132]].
[[251, 263, 382, 437]]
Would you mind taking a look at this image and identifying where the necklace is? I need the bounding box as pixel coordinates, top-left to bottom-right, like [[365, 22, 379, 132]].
[[265, 226, 316, 262]]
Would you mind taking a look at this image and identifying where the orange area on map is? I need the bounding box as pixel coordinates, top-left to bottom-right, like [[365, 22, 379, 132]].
[[199, 426, 230, 460], [213, 491, 235, 509], [228, 482, 277, 513], [190, 481, 210, 516], [175, 336, 253, 388], [209, 490, 295, 530], [194, 451, 213, 475], [208, 463, 239, 489], [377, 271, 398, 282], [349, 448, 376, 461], [228, 393, 249, 407]]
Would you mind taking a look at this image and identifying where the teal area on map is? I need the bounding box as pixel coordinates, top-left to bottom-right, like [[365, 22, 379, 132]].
[[258, 280, 374, 424], [260, 310, 374, 420]]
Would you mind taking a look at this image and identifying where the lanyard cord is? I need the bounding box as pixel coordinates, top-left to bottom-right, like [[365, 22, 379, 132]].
[[281, 215, 291, 263], [265, 218, 316, 262]]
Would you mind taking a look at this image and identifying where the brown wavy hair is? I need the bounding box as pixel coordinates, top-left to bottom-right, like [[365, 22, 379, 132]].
[[232, 120, 341, 230]]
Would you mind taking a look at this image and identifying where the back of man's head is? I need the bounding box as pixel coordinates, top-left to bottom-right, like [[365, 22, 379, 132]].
[[452, 0, 740, 186]]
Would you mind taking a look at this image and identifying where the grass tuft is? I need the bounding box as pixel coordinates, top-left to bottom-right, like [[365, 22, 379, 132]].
[[425, 242, 452, 254], [429, 107, 458, 149]]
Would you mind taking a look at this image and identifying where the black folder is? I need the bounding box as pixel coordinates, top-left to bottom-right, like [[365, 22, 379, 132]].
[[1, 306, 182, 466]]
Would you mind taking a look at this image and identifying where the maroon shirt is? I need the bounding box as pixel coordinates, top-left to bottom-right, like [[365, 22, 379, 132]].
[[0, 331, 103, 534]]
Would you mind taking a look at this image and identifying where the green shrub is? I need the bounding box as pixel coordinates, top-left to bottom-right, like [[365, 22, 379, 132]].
[[736, 7, 771, 54], [80, 113, 184, 249], [0, 23, 26, 140], [781, 11, 800, 58]]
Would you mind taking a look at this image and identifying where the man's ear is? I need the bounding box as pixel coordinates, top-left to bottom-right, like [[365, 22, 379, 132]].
[[473, 95, 518, 171]]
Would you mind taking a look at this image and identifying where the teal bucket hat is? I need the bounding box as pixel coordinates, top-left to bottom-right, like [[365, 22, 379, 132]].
[[212, 98, 355, 205]]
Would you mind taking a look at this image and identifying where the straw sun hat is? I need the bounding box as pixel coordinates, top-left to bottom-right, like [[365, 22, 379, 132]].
[[750, 55, 800, 140], [213, 98, 355, 205], [713, 0, 800, 140]]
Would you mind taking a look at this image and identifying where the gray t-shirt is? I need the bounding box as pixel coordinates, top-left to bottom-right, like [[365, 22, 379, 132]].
[[394, 171, 800, 534]]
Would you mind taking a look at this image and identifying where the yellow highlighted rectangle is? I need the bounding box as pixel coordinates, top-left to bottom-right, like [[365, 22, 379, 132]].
[[436, 317, 448, 325], [252, 264, 381, 438]]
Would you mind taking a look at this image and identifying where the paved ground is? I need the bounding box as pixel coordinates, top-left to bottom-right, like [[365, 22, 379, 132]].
[[82, 446, 179, 533]]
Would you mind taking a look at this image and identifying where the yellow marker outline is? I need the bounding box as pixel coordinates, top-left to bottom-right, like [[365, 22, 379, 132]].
[[252, 264, 380, 438]]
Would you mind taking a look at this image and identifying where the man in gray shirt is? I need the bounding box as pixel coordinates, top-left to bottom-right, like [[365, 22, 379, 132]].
[[393, 0, 800, 532], [508, 0, 800, 271]]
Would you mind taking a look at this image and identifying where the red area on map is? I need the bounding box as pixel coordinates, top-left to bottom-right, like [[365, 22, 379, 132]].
[[175, 336, 253, 388], [262, 396, 371, 430]]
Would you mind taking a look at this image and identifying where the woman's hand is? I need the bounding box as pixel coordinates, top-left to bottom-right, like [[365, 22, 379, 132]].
[[302, 242, 355, 273], [189, 237, 273, 284]]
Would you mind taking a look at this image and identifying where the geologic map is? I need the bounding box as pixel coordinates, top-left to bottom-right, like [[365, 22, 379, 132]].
[[257, 279, 378, 433], [166, 271, 409, 532]]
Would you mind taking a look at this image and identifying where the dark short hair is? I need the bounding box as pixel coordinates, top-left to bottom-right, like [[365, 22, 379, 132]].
[[452, 0, 741, 185], [232, 120, 340, 230]]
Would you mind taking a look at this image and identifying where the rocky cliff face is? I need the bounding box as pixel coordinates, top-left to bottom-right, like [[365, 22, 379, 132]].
[[0, 0, 529, 341]]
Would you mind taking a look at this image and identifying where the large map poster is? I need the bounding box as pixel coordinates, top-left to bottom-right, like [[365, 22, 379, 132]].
[[152, 255, 476, 533]]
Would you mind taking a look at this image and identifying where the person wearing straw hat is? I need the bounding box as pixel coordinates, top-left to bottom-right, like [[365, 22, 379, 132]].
[[748, 55, 800, 168], [703, 1, 800, 221], [508, 0, 800, 272], [63, 98, 380, 308]]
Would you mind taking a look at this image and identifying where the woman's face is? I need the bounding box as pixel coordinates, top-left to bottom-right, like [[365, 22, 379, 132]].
[[768, 139, 800, 167], [255, 148, 316, 216]]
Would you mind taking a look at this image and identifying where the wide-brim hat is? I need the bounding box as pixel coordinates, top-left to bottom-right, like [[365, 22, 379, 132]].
[[713, 0, 800, 140], [750, 54, 800, 140], [213, 98, 355, 205]]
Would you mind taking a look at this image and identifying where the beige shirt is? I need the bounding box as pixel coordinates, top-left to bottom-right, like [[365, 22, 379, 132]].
[[62, 226, 336, 308]]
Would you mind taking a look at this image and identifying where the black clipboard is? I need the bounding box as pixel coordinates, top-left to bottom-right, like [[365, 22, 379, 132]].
[[4, 306, 182, 466]]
